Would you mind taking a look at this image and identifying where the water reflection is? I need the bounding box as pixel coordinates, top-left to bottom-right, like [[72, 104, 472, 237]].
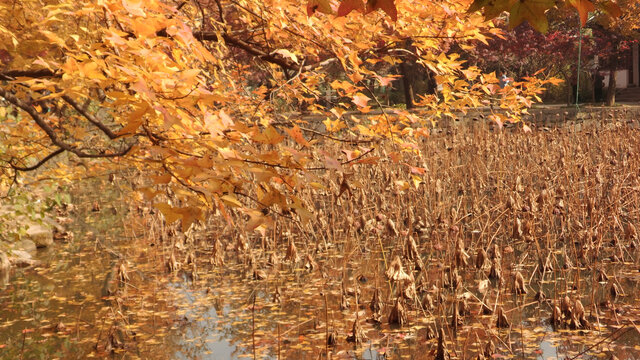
[[162, 246, 640, 360], [2, 179, 640, 359]]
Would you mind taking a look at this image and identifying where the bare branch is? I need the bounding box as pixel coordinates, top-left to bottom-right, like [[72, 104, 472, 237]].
[[270, 122, 376, 144], [0, 30, 338, 82], [0, 69, 59, 80], [10, 148, 65, 172], [0, 86, 135, 159], [61, 94, 118, 139], [214, 0, 225, 24]]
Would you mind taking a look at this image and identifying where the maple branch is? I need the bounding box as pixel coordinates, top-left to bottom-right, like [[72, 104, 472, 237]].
[[270, 122, 375, 144], [162, 163, 207, 197], [0, 69, 59, 81], [242, 145, 376, 173], [61, 94, 118, 139], [2, 73, 119, 141], [214, 0, 225, 24], [0, 86, 135, 159], [10, 148, 65, 172], [306, 146, 377, 171], [0, 32, 337, 83], [162, 160, 297, 221], [233, 190, 297, 221], [208, 32, 299, 71], [362, 82, 395, 141], [190, 0, 208, 32], [189, 31, 337, 72], [242, 159, 302, 170], [153, 28, 297, 71], [301, 126, 376, 144], [340, 146, 376, 166], [175, 1, 188, 11]]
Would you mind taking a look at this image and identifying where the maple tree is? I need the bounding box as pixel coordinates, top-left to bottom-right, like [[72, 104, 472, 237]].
[[468, 0, 622, 33], [468, 15, 600, 104], [0, 0, 620, 232], [0, 1, 636, 357], [590, 0, 640, 105], [468, 19, 581, 101]]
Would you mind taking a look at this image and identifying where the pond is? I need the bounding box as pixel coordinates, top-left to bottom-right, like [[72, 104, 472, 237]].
[[2, 217, 640, 359], [3, 121, 640, 360], [0, 179, 178, 359]]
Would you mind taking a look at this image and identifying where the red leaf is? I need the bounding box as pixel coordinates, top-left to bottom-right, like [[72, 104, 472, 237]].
[[377, 75, 396, 87], [405, 164, 427, 175], [568, 0, 595, 26], [354, 156, 380, 165], [322, 152, 343, 171], [365, 0, 398, 21], [342, 149, 358, 161], [337, 0, 365, 17]]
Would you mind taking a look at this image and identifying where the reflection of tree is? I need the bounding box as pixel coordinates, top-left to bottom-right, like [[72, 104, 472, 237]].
[[167, 276, 328, 359]]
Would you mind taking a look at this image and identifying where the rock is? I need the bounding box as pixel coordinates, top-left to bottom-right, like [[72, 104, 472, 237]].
[[42, 217, 65, 233], [0, 205, 59, 248], [12, 239, 37, 254], [0, 251, 10, 272], [8, 250, 40, 267], [26, 224, 54, 248]]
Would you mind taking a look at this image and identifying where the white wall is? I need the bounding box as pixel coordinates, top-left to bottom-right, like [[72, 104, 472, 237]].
[[603, 69, 629, 89], [633, 43, 639, 87]]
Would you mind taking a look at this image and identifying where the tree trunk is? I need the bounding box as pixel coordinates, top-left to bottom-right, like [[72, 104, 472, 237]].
[[605, 67, 616, 107], [399, 60, 415, 109], [591, 73, 596, 103], [605, 45, 619, 107]]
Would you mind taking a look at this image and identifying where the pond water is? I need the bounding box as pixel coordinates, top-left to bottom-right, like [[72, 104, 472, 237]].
[[0, 180, 178, 359], [2, 178, 640, 359], [161, 245, 640, 360]]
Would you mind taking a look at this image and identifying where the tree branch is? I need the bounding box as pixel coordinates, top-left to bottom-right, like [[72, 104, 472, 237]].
[[218, 32, 298, 71], [214, 0, 225, 24], [0, 29, 339, 82], [61, 93, 118, 139], [270, 122, 376, 144], [0, 86, 135, 159], [0, 69, 59, 81], [10, 148, 65, 172]]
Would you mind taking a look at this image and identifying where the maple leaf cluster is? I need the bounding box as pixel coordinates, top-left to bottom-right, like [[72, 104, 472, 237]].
[[0, 0, 579, 230]]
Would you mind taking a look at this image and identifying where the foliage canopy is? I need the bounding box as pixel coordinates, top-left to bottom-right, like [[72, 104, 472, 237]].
[[0, 0, 621, 231]]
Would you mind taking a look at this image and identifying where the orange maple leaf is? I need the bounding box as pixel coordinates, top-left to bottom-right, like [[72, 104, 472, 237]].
[[352, 93, 370, 108]]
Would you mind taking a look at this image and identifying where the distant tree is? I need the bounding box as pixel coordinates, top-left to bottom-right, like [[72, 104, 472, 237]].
[[467, 15, 584, 103], [591, 0, 640, 105]]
